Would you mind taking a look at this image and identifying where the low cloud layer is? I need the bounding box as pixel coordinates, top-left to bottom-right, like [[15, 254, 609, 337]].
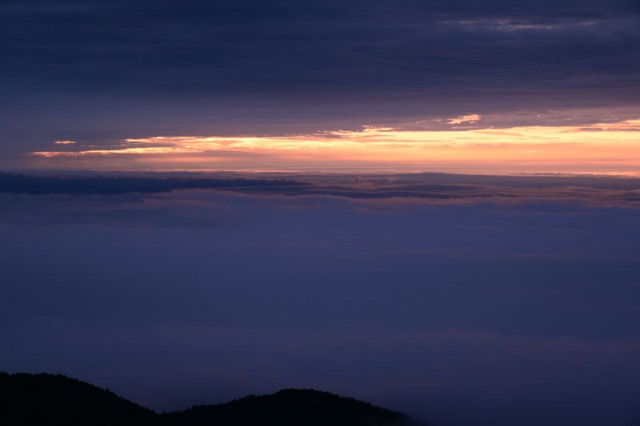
[[1, 174, 640, 425], [2, 172, 640, 206]]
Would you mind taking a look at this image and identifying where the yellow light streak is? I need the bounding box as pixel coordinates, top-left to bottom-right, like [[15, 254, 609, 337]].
[[30, 119, 640, 173]]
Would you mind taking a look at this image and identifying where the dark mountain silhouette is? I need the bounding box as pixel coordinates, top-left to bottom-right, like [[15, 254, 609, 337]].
[[0, 373, 157, 426], [165, 388, 418, 426], [0, 373, 425, 426]]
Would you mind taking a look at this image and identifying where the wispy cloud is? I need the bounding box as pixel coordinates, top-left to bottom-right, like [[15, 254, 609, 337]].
[[445, 17, 602, 32], [448, 114, 481, 125]]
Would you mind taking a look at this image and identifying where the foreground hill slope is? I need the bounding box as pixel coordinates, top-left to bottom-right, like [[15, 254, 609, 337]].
[[0, 373, 157, 426], [0, 373, 424, 426]]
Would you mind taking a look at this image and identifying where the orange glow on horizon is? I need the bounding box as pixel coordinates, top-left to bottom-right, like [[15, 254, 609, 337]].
[[30, 119, 640, 174]]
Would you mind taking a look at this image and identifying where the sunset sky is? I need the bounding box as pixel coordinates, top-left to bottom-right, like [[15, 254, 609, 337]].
[[2, 0, 640, 174], [2, 2, 640, 426]]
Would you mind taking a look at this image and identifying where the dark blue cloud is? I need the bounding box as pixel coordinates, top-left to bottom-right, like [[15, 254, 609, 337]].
[[2, 0, 639, 94]]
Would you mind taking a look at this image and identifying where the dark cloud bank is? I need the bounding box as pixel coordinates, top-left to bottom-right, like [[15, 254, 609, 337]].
[[2, 173, 640, 426], [3, 0, 639, 96], [2, 171, 640, 203]]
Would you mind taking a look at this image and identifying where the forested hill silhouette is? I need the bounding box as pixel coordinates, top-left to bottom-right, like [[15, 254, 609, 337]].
[[0, 373, 157, 426], [166, 388, 419, 426], [0, 373, 425, 426]]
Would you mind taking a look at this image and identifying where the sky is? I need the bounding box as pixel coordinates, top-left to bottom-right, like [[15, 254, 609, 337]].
[[2, 0, 640, 173], [2, 1, 640, 426]]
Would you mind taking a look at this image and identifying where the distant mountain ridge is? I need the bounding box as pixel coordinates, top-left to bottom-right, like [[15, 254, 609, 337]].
[[0, 373, 424, 426]]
